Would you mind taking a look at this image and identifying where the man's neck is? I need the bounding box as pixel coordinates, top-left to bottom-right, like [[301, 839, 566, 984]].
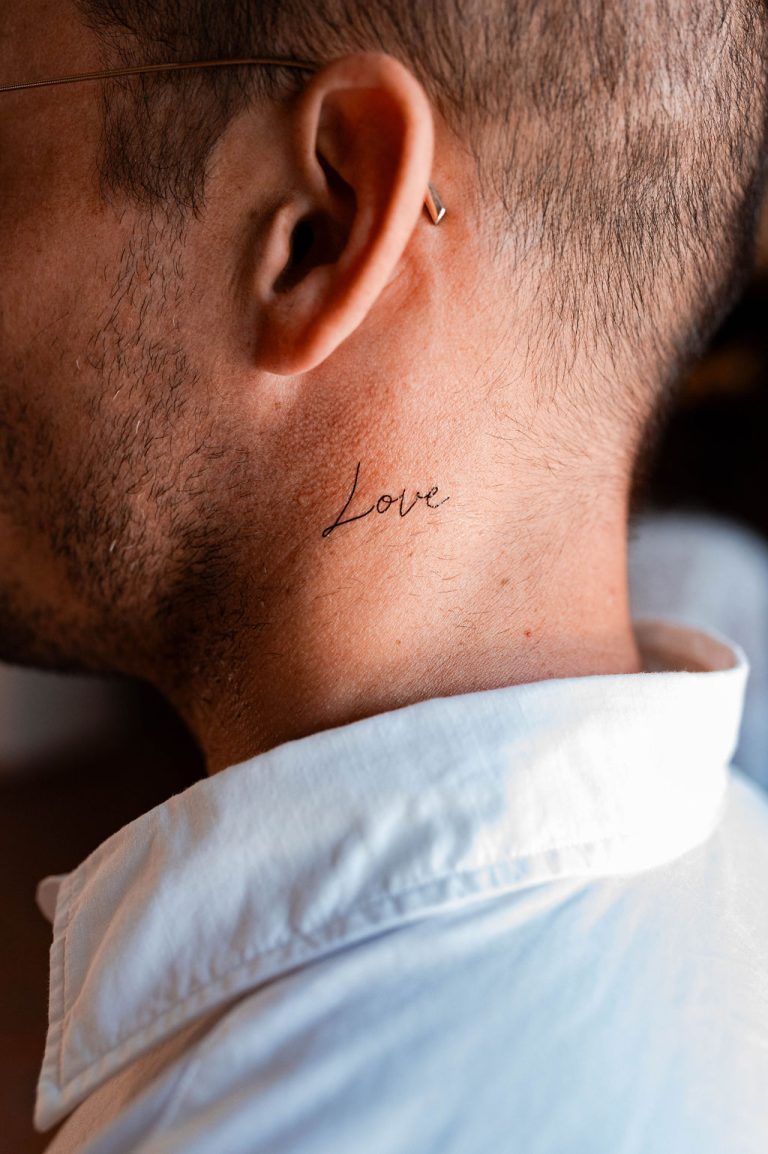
[[170, 476, 642, 776]]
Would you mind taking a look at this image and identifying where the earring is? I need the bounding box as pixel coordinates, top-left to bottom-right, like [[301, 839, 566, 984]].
[[424, 182, 446, 225]]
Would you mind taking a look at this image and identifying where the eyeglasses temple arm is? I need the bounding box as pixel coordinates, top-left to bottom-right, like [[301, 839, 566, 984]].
[[0, 58, 445, 224]]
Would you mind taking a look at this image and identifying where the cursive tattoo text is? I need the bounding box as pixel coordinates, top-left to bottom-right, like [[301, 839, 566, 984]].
[[321, 461, 450, 538]]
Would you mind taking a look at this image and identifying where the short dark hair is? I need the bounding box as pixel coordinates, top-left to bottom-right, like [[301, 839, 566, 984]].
[[77, 1, 768, 433]]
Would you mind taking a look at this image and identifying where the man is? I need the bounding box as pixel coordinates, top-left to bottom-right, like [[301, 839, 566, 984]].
[[2, 0, 768, 1150]]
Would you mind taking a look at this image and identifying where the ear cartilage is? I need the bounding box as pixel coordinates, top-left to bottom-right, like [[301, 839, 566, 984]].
[[424, 182, 446, 225]]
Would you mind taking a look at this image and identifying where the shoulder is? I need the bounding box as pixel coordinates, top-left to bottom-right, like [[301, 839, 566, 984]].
[[68, 781, 768, 1153]]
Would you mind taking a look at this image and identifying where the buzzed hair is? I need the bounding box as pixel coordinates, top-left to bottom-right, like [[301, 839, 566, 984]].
[[77, 1, 768, 444]]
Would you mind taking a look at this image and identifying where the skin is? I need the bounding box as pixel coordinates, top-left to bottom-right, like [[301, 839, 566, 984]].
[[0, 0, 642, 776]]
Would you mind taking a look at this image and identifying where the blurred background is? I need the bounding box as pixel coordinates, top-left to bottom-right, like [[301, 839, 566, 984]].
[[3, 204, 768, 1153]]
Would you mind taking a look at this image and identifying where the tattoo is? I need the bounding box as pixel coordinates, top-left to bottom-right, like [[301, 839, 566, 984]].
[[321, 461, 450, 538]]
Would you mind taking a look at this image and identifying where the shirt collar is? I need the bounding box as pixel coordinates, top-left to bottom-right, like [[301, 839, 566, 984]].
[[34, 618, 747, 1131]]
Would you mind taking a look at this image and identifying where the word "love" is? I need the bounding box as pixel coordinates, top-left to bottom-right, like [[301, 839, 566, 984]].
[[322, 461, 450, 538]]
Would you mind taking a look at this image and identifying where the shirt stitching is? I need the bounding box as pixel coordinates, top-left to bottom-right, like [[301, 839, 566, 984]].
[[53, 806, 725, 1102], [57, 873, 75, 1091]]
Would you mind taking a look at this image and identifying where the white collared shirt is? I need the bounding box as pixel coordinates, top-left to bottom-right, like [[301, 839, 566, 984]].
[[34, 620, 768, 1153]]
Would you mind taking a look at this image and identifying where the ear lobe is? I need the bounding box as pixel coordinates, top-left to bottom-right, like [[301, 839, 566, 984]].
[[255, 51, 435, 376]]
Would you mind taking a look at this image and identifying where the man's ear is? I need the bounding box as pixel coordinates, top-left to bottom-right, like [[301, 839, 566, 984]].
[[254, 51, 435, 375]]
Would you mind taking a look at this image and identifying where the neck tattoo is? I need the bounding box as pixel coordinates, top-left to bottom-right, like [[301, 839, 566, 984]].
[[321, 461, 450, 539]]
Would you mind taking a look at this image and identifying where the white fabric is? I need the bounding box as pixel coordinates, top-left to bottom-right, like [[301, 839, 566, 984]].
[[629, 511, 768, 787], [34, 619, 768, 1154]]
